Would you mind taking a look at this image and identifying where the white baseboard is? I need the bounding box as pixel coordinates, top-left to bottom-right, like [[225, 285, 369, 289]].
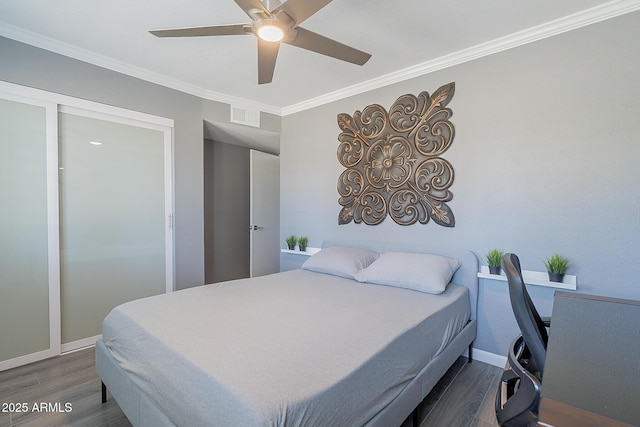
[[0, 347, 60, 372], [473, 348, 507, 367], [61, 334, 101, 354]]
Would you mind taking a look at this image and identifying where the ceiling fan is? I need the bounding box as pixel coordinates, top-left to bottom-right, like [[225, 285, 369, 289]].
[[149, 0, 371, 84]]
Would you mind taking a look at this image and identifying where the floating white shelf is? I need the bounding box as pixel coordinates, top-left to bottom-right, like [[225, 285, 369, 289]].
[[477, 265, 577, 290], [280, 247, 321, 257]]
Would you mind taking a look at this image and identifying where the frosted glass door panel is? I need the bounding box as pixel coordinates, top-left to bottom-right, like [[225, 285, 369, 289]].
[[0, 99, 52, 362], [59, 112, 167, 344]]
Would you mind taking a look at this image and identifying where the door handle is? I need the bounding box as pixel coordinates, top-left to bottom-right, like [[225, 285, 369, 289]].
[[249, 225, 264, 230]]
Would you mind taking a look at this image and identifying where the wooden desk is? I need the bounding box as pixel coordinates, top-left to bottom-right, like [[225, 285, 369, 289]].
[[538, 398, 635, 427], [539, 292, 640, 427]]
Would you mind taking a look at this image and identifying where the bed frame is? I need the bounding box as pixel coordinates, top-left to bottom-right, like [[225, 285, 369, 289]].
[[97, 241, 479, 426]]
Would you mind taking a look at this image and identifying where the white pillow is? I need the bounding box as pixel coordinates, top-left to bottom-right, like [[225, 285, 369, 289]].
[[355, 252, 460, 294], [302, 246, 379, 279]]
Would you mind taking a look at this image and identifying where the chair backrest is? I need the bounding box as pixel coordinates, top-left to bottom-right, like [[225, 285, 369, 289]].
[[495, 335, 542, 426], [502, 253, 548, 377]]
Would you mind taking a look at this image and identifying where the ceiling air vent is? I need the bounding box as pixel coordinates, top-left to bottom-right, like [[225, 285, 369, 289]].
[[231, 105, 261, 128]]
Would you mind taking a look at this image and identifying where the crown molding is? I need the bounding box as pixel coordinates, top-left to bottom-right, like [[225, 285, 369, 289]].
[[281, 0, 640, 115], [2, 0, 638, 117]]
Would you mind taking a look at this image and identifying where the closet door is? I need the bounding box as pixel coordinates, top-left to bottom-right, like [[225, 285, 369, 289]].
[[58, 108, 173, 350], [0, 94, 60, 371]]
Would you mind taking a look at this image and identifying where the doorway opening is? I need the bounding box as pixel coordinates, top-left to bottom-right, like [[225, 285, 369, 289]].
[[203, 120, 280, 284]]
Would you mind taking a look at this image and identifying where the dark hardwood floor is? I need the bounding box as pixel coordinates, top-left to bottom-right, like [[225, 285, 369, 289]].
[[411, 357, 502, 427], [1, 348, 501, 427]]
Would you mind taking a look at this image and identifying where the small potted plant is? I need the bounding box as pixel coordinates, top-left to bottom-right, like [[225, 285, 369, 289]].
[[298, 236, 308, 252], [285, 235, 297, 250], [486, 249, 504, 275], [544, 253, 569, 282]]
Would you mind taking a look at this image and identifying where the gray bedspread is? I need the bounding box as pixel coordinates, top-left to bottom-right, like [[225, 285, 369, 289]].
[[102, 269, 470, 426]]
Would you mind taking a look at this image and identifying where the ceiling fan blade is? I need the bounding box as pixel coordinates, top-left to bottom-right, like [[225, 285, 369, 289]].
[[257, 38, 280, 84], [150, 24, 249, 37], [233, 0, 269, 18], [273, 0, 334, 26], [287, 27, 371, 65]]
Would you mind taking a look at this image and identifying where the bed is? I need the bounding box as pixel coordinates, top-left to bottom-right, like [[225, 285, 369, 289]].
[[96, 241, 479, 426]]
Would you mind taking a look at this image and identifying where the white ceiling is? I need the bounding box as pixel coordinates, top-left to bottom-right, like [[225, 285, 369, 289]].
[[1, 0, 638, 114]]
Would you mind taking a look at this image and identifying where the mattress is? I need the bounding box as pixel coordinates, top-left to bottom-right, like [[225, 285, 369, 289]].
[[101, 269, 470, 426]]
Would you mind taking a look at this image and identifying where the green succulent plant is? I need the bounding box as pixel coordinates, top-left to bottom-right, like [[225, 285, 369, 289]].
[[485, 249, 504, 268], [544, 253, 569, 274], [298, 236, 308, 248], [285, 235, 297, 248]]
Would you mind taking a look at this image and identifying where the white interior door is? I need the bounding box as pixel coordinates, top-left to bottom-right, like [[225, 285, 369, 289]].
[[250, 150, 280, 277]]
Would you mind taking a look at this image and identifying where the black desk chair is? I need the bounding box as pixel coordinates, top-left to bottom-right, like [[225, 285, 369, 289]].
[[495, 253, 550, 427]]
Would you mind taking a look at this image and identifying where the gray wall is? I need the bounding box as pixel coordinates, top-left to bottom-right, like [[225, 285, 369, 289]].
[[280, 11, 640, 356], [0, 36, 280, 290], [204, 140, 250, 283]]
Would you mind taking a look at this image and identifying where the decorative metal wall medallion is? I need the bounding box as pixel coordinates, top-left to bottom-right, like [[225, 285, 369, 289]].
[[337, 82, 456, 227]]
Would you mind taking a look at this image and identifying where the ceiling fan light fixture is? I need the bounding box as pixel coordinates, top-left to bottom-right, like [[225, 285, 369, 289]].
[[149, 0, 372, 84], [257, 23, 284, 42]]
